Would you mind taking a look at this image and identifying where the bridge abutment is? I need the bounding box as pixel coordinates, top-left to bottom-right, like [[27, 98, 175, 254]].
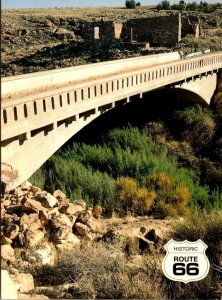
[[212, 69, 222, 114]]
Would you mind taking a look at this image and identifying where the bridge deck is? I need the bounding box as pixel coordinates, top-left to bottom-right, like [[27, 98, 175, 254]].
[[1, 51, 222, 190]]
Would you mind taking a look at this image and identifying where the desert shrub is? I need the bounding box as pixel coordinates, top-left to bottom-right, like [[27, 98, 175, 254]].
[[163, 211, 222, 299], [179, 34, 222, 53], [147, 173, 191, 218], [31, 243, 166, 299], [144, 121, 170, 144], [116, 177, 156, 215], [173, 105, 216, 151], [173, 210, 222, 263], [199, 158, 222, 189]]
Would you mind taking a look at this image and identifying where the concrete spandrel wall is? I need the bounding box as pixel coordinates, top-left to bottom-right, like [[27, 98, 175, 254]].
[[2, 52, 181, 99], [174, 73, 217, 104]]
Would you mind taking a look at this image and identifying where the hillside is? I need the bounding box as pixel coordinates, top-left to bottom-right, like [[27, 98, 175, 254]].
[[2, 7, 222, 76]]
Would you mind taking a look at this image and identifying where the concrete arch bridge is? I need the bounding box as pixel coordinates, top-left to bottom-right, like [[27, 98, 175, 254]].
[[1, 51, 222, 190]]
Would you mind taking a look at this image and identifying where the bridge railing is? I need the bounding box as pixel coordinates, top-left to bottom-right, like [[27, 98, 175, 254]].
[[1, 52, 222, 142]]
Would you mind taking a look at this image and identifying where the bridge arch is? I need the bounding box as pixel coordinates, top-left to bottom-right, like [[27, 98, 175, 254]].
[[171, 72, 217, 105], [1, 51, 222, 190]]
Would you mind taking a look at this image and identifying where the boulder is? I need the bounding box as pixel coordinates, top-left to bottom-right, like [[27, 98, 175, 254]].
[[21, 197, 44, 213], [34, 243, 57, 266], [30, 185, 41, 194], [52, 227, 71, 243], [6, 205, 22, 214], [51, 213, 72, 229], [20, 213, 41, 230], [53, 190, 67, 201], [82, 232, 95, 245], [34, 283, 78, 299], [55, 233, 80, 252], [74, 222, 90, 237], [59, 202, 84, 215], [144, 229, 161, 245], [4, 223, 19, 239], [92, 206, 103, 218], [18, 293, 49, 299], [77, 209, 97, 232], [1, 270, 18, 299], [1, 236, 13, 245], [11, 273, 34, 293], [73, 199, 86, 210], [39, 210, 50, 226], [102, 230, 119, 244], [21, 243, 56, 266], [77, 209, 94, 225], [36, 193, 58, 208], [125, 236, 152, 255], [25, 229, 45, 248], [67, 215, 77, 226], [1, 244, 15, 261]]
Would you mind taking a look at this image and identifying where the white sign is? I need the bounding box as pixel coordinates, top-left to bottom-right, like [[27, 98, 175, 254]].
[[162, 239, 210, 283]]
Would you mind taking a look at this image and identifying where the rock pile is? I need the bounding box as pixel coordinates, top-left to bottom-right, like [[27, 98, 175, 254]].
[[1, 181, 102, 268]]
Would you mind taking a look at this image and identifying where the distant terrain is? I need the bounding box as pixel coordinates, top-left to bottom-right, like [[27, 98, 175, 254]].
[[1, 6, 222, 76], [1, 5, 222, 300]]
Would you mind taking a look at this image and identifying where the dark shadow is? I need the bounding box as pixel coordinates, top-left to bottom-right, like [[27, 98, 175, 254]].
[[63, 88, 199, 146], [171, 88, 208, 106]]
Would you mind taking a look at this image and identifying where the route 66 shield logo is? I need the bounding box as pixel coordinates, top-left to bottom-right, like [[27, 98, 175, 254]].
[[162, 239, 210, 283]]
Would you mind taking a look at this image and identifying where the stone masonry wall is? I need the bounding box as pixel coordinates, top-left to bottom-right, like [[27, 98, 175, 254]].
[[82, 13, 201, 49], [121, 14, 181, 47], [181, 15, 202, 38]]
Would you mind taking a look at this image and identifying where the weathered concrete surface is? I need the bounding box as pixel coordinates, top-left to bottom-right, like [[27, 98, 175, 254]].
[[2, 52, 181, 99], [212, 69, 222, 114], [1, 52, 222, 190], [174, 72, 217, 104]]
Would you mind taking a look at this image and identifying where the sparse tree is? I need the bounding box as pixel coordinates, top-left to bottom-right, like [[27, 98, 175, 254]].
[[178, 0, 187, 10], [136, 2, 141, 6], [157, 0, 170, 10], [186, 2, 197, 11], [125, 0, 136, 9]]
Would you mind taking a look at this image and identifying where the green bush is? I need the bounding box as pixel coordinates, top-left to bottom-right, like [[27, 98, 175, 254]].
[[30, 126, 222, 214], [173, 105, 216, 151]]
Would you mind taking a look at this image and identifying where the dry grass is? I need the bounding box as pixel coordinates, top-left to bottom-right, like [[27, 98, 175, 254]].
[[31, 242, 166, 299]]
